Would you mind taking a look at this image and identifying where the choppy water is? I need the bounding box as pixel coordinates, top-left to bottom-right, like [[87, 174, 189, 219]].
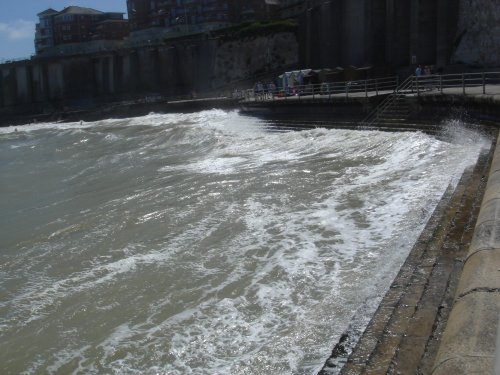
[[0, 110, 489, 374]]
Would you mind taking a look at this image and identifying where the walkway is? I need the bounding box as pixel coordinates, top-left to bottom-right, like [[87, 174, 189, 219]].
[[240, 72, 500, 104]]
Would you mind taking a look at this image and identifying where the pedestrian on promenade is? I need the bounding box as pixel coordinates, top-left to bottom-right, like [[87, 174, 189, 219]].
[[254, 81, 264, 100], [415, 65, 422, 76], [267, 82, 276, 99]]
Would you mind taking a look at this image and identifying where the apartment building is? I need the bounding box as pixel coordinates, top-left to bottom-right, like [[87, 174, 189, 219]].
[[35, 6, 129, 55], [126, 0, 272, 34], [35, 8, 59, 54]]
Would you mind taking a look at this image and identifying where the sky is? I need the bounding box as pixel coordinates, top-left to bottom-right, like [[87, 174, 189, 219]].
[[0, 0, 128, 61]]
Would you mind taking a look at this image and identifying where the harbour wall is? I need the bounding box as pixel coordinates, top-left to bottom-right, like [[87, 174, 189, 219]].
[[0, 32, 298, 117]]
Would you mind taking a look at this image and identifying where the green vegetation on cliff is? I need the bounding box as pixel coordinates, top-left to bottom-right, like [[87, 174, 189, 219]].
[[211, 20, 298, 41]]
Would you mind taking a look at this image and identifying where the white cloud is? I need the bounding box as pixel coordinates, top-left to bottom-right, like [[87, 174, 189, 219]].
[[0, 20, 35, 40]]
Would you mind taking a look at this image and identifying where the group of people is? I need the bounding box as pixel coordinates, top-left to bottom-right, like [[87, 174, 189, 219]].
[[253, 81, 277, 100], [415, 65, 435, 76]]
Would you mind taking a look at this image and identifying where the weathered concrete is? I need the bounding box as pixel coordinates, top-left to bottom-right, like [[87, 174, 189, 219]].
[[0, 32, 298, 115], [432, 132, 500, 375], [452, 0, 500, 68], [300, 0, 458, 70], [47, 62, 64, 100], [2, 67, 16, 107], [15, 65, 31, 104]]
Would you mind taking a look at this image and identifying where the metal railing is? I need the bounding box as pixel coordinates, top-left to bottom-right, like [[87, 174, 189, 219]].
[[361, 71, 500, 127], [240, 71, 500, 102], [361, 75, 414, 127], [240, 76, 399, 102], [412, 71, 500, 96]]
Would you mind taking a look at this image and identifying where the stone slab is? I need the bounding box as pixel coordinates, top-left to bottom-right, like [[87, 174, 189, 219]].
[[432, 356, 494, 375], [457, 249, 500, 296], [432, 293, 500, 374]]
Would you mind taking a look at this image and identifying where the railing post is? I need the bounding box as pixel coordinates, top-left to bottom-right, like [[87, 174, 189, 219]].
[[365, 80, 368, 98], [376, 79, 379, 95], [345, 83, 349, 99], [439, 75, 443, 94], [483, 72, 486, 94], [416, 76, 420, 96], [462, 73, 465, 95]]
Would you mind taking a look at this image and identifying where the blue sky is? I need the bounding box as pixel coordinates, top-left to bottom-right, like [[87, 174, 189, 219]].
[[0, 0, 127, 61]]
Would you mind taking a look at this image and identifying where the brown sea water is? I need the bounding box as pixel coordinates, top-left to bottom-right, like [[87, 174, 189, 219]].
[[0, 111, 489, 374]]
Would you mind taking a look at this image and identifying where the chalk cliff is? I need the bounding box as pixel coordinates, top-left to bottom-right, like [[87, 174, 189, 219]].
[[452, 0, 500, 67], [211, 32, 298, 88]]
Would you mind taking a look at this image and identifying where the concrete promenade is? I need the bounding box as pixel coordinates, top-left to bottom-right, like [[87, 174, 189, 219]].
[[242, 84, 500, 104], [410, 84, 500, 101]]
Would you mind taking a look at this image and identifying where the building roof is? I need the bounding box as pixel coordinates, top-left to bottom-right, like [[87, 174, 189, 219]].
[[59, 6, 104, 15], [97, 19, 129, 24], [37, 8, 58, 17]]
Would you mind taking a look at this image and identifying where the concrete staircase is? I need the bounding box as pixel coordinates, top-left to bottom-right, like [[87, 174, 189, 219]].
[[259, 113, 443, 136], [360, 77, 415, 129], [371, 94, 411, 125]]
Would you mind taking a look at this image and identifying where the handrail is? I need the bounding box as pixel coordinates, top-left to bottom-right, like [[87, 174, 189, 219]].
[[360, 75, 414, 127], [413, 71, 500, 96], [239, 71, 500, 104], [240, 76, 399, 102]]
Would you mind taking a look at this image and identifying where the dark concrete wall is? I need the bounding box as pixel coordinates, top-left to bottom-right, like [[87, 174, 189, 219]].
[[342, 0, 366, 66], [2, 67, 17, 107], [299, 0, 459, 70], [0, 41, 216, 112], [0, 33, 297, 112]]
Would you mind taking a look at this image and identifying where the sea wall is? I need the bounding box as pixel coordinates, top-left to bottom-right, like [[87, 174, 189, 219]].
[[0, 32, 298, 115], [299, 0, 459, 70]]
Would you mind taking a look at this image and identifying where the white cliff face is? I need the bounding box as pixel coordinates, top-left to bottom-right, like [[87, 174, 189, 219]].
[[452, 0, 500, 67], [212, 32, 298, 88]]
